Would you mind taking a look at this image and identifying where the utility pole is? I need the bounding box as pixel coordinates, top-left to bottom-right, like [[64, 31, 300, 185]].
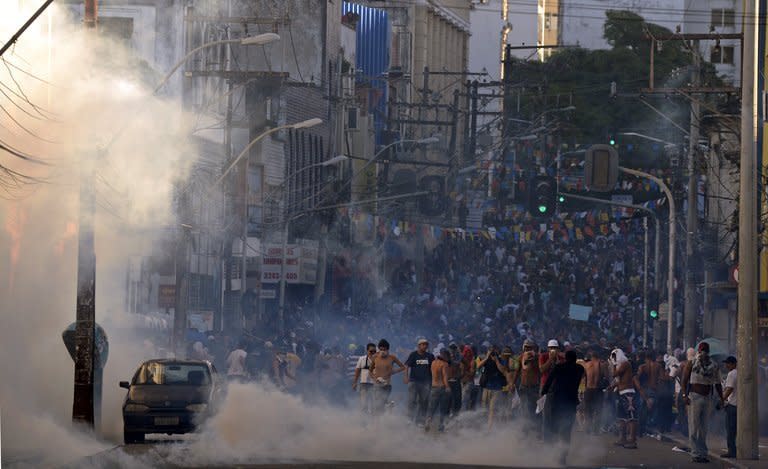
[[643, 216, 649, 347], [684, 41, 701, 350], [173, 190, 191, 358], [72, 0, 98, 428], [502, 44, 514, 197], [736, 0, 759, 459]]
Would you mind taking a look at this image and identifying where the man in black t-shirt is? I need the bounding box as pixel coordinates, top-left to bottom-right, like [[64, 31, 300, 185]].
[[404, 338, 434, 426], [542, 350, 585, 465]]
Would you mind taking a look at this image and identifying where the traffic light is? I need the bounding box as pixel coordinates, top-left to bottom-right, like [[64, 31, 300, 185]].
[[585, 144, 619, 192], [609, 135, 616, 146], [528, 175, 556, 216], [649, 309, 659, 320]]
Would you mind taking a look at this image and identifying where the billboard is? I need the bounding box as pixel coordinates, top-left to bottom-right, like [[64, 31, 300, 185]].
[[260, 241, 318, 285]]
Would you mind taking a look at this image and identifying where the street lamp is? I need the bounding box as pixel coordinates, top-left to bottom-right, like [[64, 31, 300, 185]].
[[214, 118, 323, 187], [153, 33, 281, 94], [217, 118, 323, 331], [617, 132, 676, 146], [336, 136, 441, 196], [73, 31, 282, 428], [275, 155, 350, 331]]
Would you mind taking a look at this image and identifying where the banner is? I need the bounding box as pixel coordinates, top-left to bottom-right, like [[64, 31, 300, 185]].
[[261, 242, 318, 285], [568, 304, 592, 321], [261, 244, 300, 284]]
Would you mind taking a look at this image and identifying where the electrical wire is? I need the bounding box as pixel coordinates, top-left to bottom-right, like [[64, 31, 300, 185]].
[[287, 20, 305, 83], [0, 102, 59, 143], [0, 79, 56, 119], [1, 57, 55, 86]]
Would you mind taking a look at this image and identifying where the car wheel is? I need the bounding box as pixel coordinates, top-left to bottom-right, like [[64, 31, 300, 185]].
[[124, 428, 145, 444]]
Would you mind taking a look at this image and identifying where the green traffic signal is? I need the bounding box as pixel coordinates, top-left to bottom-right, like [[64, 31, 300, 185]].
[[558, 195, 565, 203], [649, 310, 659, 319], [538, 205, 548, 213], [610, 138, 616, 145]]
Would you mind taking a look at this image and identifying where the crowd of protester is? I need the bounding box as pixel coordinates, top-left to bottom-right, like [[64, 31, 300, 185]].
[[174, 218, 768, 463]]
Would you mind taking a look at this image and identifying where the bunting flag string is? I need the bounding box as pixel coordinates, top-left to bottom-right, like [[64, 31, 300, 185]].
[[345, 198, 662, 246]]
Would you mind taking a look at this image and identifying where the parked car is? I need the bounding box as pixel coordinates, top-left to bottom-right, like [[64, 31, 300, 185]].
[[120, 359, 221, 444]]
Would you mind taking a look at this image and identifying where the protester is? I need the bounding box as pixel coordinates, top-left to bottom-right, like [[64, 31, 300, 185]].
[[426, 348, 451, 432], [721, 356, 737, 459], [460, 344, 476, 411], [540, 339, 564, 439], [511, 339, 541, 431], [635, 350, 663, 435], [225, 341, 248, 383], [404, 338, 434, 426], [477, 344, 508, 430], [680, 342, 724, 463], [609, 348, 649, 449], [352, 343, 377, 414], [447, 343, 463, 416], [541, 349, 585, 465], [369, 339, 405, 415], [654, 350, 675, 433], [582, 348, 604, 434]]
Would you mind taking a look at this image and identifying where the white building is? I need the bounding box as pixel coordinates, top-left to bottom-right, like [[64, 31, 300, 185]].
[[683, 0, 742, 86], [557, 0, 742, 85], [560, 0, 687, 50]]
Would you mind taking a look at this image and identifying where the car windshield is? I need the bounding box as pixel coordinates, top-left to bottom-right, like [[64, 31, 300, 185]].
[[133, 362, 211, 385]]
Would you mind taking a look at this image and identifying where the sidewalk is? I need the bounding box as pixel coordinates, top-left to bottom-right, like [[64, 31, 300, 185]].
[[663, 430, 767, 469]]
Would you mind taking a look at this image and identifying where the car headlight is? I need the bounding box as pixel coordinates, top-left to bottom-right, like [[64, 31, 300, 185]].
[[186, 403, 208, 412], [124, 403, 150, 413]]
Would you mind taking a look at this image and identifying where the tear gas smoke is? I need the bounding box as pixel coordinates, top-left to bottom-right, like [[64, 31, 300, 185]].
[[0, 4, 203, 465], [172, 381, 568, 467]]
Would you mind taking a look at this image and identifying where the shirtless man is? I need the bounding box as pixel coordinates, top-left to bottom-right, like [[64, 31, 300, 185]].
[[636, 350, 664, 433], [426, 348, 452, 432], [582, 349, 604, 434], [511, 339, 541, 427], [369, 339, 405, 415], [609, 348, 649, 449]]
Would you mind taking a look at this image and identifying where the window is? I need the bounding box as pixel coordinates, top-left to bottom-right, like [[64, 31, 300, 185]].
[[247, 205, 262, 236], [711, 45, 735, 64], [542, 12, 558, 32], [99, 17, 134, 46], [247, 165, 262, 202], [711, 9, 736, 28], [134, 362, 211, 385]]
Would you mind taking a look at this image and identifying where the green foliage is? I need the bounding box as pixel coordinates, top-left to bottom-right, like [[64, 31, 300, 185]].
[[509, 10, 723, 144]]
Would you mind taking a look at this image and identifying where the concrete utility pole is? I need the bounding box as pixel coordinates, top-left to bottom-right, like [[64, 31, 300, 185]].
[[173, 190, 191, 358], [72, 0, 98, 428], [736, 0, 759, 459], [684, 41, 701, 350]]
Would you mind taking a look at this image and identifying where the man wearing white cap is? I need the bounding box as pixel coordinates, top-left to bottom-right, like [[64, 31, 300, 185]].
[[404, 338, 435, 426], [539, 339, 565, 440]]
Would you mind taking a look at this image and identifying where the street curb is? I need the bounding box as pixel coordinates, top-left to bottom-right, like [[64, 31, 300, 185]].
[[662, 433, 749, 469]]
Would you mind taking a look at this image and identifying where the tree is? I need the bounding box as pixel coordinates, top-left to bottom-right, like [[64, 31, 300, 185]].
[[509, 10, 722, 146]]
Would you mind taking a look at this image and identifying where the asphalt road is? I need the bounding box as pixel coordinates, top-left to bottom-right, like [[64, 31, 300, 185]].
[[62, 431, 755, 469]]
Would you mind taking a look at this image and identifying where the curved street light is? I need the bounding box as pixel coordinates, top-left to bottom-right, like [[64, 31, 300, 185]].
[[212, 118, 323, 331], [153, 33, 280, 94], [213, 118, 323, 188]]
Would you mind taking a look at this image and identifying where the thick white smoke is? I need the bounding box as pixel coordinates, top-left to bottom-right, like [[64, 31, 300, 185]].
[[171, 381, 563, 467], [0, 4, 199, 465]]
